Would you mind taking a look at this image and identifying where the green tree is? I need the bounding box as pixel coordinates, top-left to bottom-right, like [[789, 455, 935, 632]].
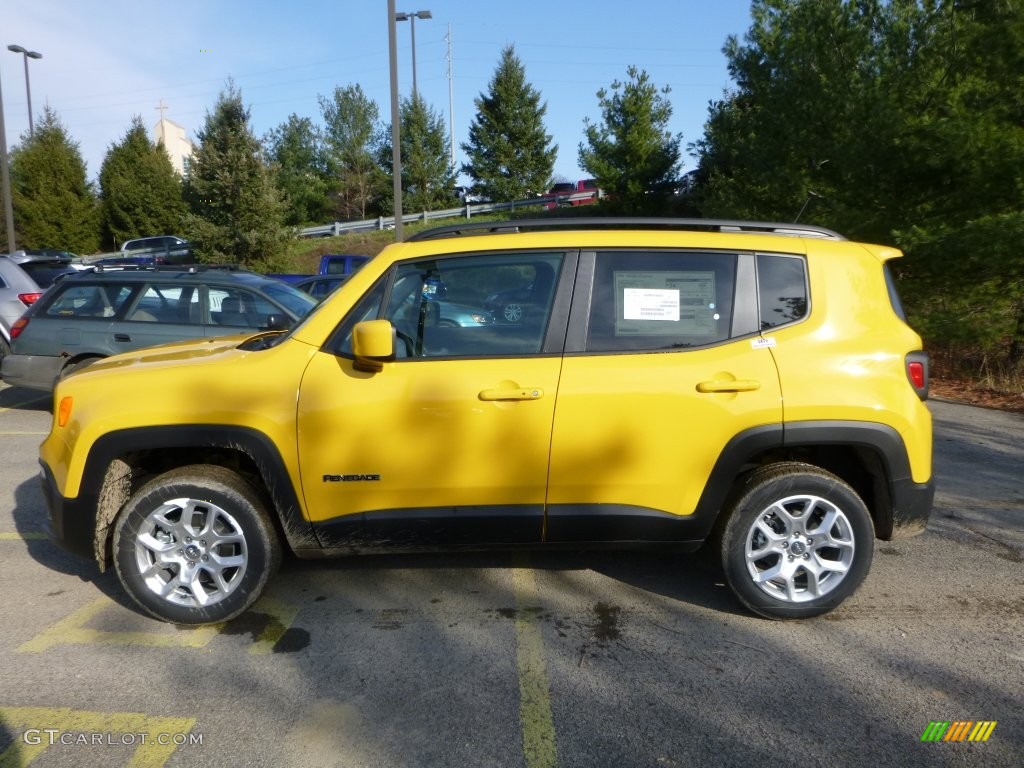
[[264, 114, 330, 227], [320, 84, 386, 219], [99, 115, 187, 249], [461, 45, 557, 201], [6, 107, 99, 253], [694, 0, 1024, 371], [184, 82, 291, 271], [578, 66, 682, 214], [380, 94, 457, 214]]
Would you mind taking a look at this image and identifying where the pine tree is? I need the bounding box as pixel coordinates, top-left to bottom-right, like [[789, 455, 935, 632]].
[[461, 45, 556, 201], [380, 94, 457, 214], [320, 85, 386, 219], [7, 107, 99, 253], [578, 66, 682, 214], [264, 114, 330, 226], [184, 82, 291, 271], [99, 115, 187, 249]]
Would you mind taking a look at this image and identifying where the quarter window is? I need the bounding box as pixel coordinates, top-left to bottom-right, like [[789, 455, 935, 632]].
[[757, 254, 808, 330], [44, 284, 135, 319]]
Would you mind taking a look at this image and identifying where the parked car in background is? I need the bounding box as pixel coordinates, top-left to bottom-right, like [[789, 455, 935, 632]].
[[542, 182, 576, 210], [4, 249, 80, 289], [121, 235, 189, 253], [269, 253, 371, 285], [295, 275, 348, 301], [94, 235, 195, 267], [1, 265, 317, 391], [571, 178, 600, 206], [0, 257, 45, 364], [542, 180, 601, 210]]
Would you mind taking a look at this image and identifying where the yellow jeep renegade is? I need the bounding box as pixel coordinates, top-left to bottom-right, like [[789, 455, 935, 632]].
[[39, 219, 933, 623]]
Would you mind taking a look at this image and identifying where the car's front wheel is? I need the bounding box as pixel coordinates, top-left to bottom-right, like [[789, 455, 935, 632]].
[[113, 465, 281, 624], [719, 462, 874, 619]]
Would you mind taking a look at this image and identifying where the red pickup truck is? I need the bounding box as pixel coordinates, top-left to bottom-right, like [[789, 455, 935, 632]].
[[542, 179, 600, 210]]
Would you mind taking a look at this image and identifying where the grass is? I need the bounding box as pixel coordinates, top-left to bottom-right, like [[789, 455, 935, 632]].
[[285, 214, 512, 273]]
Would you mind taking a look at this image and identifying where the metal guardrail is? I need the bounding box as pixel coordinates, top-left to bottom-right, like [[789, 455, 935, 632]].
[[297, 191, 598, 238], [78, 192, 600, 262]]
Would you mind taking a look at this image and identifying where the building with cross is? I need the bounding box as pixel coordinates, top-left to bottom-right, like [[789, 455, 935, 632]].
[[152, 100, 194, 177]]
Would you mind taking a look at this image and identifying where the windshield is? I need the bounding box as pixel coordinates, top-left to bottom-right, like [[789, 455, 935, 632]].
[[261, 281, 318, 318]]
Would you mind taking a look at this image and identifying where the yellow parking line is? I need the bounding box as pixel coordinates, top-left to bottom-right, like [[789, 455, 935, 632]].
[[0, 706, 196, 768], [512, 554, 558, 768], [17, 597, 221, 653], [17, 594, 300, 654], [0, 532, 47, 541], [247, 596, 302, 655]]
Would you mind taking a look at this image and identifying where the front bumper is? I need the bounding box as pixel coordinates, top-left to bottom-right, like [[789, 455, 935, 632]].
[[40, 460, 97, 561]]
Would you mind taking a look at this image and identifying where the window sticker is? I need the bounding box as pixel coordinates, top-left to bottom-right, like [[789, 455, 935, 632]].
[[614, 270, 717, 336], [623, 288, 679, 321]]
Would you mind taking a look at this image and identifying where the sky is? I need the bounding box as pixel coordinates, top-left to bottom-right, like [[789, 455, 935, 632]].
[[3, 0, 755, 187]]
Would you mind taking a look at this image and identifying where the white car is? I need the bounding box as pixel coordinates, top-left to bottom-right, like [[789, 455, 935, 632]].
[[0, 257, 44, 364], [121, 235, 189, 253]]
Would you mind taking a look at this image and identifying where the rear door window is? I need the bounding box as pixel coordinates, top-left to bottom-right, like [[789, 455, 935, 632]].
[[585, 251, 738, 352]]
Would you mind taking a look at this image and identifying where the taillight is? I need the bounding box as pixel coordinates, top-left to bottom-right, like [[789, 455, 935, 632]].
[[10, 317, 28, 340], [908, 362, 925, 388], [906, 352, 929, 400], [18, 292, 42, 306]]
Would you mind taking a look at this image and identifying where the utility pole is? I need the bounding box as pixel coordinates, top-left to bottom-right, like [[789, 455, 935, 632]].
[[0, 71, 16, 254], [388, 0, 404, 241], [446, 23, 455, 169]]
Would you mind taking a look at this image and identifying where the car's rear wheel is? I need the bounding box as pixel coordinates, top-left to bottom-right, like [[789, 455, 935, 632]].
[[0, 337, 10, 367], [719, 462, 874, 619], [113, 465, 280, 624]]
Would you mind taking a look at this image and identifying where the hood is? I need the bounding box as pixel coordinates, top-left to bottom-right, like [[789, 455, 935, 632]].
[[79, 331, 264, 377]]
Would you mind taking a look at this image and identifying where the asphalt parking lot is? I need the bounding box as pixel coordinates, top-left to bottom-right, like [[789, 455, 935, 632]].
[[0, 384, 1021, 767]]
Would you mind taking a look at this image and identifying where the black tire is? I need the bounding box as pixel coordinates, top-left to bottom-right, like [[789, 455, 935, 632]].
[[0, 336, 10, 367], [719, 462, 874, 620], [113, 465, 281, 624]]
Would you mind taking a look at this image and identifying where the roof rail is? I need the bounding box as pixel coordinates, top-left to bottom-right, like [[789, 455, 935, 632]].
[[406, 217, 845, 242], [91, 263, 249, 274]]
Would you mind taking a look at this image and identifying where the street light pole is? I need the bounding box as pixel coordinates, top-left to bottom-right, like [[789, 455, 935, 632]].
[[0, 70, 16, 254], [395, 10, 432, 100], [7, 45, 43, 137], [388, 0, 404, 242]]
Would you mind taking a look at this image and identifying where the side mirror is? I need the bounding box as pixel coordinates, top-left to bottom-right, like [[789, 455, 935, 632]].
[[353, 319, 395, 371], [264, 313, 291, 331]]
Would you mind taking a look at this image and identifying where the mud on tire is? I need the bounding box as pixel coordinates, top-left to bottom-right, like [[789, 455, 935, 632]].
[[113, 465, 281, 624]]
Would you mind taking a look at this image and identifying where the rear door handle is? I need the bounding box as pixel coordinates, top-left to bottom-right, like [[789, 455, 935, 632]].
[[479, 388, 544, 401], [113, 333, 132, 342], [696, 379, 761, 393]]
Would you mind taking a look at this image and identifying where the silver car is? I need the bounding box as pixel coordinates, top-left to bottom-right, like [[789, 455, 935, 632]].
[[0, 257, 44, 364]]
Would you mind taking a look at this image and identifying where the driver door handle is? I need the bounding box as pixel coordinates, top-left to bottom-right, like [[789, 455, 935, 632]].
[[478, 388, 544, 401], [696, 379, 761, 393]]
